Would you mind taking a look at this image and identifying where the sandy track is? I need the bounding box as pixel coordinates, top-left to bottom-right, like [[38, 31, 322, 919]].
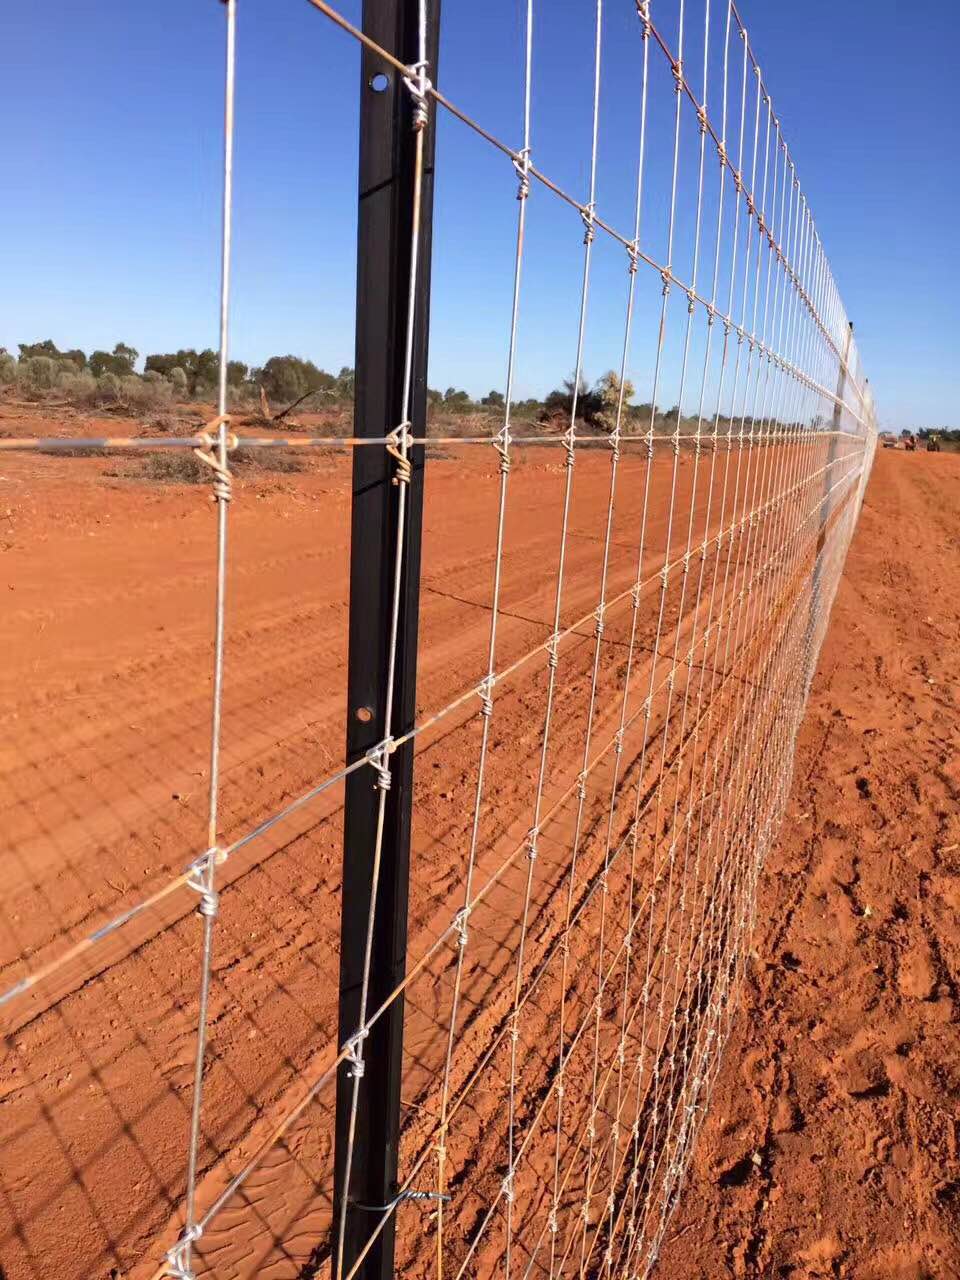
[[0, 420, 864, 1280]]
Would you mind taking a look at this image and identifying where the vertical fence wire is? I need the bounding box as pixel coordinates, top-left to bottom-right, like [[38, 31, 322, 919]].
[[433, 2, 533, 1272], [163, 3, 237, 1276], [1, 2, 878, 1278]]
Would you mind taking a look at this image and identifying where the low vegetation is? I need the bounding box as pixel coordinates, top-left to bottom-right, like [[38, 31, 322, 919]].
[[0, 338, 693, 435], [7, 338, 932, 445]]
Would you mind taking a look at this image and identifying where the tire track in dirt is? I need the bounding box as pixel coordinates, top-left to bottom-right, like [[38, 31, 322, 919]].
[[0, 437, 850, 1280], [150, 460, 860, 1280]]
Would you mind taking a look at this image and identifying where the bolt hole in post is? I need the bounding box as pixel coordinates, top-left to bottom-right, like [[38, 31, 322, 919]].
[[370, 72, 390, 92]]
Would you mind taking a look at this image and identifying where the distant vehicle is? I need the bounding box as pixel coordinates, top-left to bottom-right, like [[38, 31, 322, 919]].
[[881, 434, 897, 449], [903, 433, 917, 452], [926, 433, 941, 453]]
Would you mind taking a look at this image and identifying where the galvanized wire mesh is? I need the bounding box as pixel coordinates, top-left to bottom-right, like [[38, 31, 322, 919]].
[[0, 1, 876, 1278]]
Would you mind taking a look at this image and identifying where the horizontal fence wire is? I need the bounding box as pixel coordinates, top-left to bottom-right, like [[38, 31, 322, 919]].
[[0, 1, 876, 1278]]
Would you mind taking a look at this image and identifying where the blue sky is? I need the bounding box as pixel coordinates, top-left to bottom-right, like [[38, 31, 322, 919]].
[[2, 0, 957, 429]]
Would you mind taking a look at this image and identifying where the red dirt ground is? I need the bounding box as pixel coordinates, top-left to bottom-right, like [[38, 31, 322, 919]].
[[0, 402, 953, 1280], [657, 449, 960, 1280]]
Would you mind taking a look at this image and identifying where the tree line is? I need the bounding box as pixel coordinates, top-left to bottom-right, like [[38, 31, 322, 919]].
[[0, 338, 358, 405], [2, 337, 700, 432]]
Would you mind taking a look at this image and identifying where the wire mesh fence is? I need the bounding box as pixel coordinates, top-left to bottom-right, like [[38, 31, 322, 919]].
[[0, 1, 876, 1278]]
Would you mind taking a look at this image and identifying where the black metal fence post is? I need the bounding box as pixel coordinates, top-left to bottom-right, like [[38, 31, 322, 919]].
[[333, 2, 439, 1279]]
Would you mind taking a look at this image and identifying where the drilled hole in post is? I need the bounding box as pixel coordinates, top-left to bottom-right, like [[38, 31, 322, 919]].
[[355, 706, 374, 724], [370, 72, 390, 93]]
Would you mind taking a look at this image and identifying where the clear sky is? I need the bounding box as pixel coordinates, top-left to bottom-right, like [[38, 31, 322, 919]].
[[2, 0, 957, 429]]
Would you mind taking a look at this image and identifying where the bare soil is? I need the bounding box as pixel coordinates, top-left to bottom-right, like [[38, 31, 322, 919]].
[[0, 402, 953, 1280], [657, 449, 960, 1280]]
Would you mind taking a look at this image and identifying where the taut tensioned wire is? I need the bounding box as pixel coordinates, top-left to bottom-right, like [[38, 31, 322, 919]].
[[151, 454, 863, 1280], [161, 3, 236, 1278], [432, 0, 532, 1272], [135, 445, 861, 1280], [0, 428, 854, 1024], [507, 2, 601, 1264], [635, 481, 863, 1276], [449, 480, 859, 1278], [298, 0, 868, 430], [5, 1, 879, 1275], [529, 483, 859, 1280], [547, 473, 865, 1280]]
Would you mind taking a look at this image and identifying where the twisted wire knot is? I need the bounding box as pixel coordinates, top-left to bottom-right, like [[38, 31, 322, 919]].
[[402, 60, 431, 131], [345, 1030, 367, 1079], [626, 240, 640, 275], [186, 850, 220, 920], [367, 740, 394, 792], [492, 427, 511, 474], [671, 58, 684, 93], [453, 907, 469, 949], [512, 146, 531, 200], [193, 419, 237, 504], [580, 202, 597, 245], [163, 1224, 202, 1279], [477, 677, 494, 719], [563, 426, 577, 469], [386, 424, 413, 486], [696, 104, 708, 135], [636, 0, 651, 38]]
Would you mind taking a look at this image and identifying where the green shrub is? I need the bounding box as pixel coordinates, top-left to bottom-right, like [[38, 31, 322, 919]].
[[58, 371, 98, 405], [120, 375, 173, 411], [0, 354, 16, 385], [97, 372, 122, 403], [18, 356, 58, 393]]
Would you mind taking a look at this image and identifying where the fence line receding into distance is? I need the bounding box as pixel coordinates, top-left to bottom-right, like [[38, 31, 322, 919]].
[[0, 2, 876, 1279]]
